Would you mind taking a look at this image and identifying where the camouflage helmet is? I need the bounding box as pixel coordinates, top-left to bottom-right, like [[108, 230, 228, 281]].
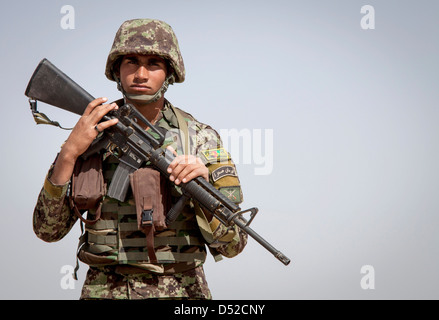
[[105, 19, 185, 83]]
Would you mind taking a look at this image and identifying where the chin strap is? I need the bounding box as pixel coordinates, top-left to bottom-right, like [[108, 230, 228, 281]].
[[114, 72, 175, 105]]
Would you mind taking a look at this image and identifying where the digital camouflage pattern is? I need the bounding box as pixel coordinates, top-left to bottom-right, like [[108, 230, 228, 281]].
[[105, 19, 185, 83], [81, 265, 212, 300], [33, 100, 247, 299], [33, 172, 74, 242]]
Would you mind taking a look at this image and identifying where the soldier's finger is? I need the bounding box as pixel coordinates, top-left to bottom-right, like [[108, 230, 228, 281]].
[[83, 97, 108, 116], [172, 164, 195, 184], [168, 160, 185, 182], [95, 118, 119, 132], [180, 170, 203, 184], [167, 154, 185, 172], [166, 146, 178, 157], [90, 102, 118, 123], [175, 166, 201, 185]]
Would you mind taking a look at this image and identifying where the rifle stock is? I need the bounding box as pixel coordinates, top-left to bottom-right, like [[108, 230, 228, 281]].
[[25, 58, 94, 115]]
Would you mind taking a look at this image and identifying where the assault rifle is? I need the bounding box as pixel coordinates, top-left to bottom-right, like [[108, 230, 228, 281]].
[[25, 58, 291, 266]]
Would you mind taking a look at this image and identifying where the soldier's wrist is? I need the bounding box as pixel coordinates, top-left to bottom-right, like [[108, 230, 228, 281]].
[[49, 145, 78, 185], [59, 141, 81, 163]]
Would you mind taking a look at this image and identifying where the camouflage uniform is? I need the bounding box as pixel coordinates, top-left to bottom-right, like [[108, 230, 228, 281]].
[[33, 19, 247, 299], [34, 100, 248, 299]]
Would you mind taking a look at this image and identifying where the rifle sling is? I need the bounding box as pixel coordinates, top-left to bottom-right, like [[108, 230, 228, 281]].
[[169, 105, 190, 155]]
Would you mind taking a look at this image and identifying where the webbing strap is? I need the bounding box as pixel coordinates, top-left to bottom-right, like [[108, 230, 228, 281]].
[[119, 236, 203, 248], [88, 232, 203, 248], [88, 233, 117, 245], [118, 221, 197, 232], [87, 219, 118, 230], [101, 202, 136, 215], [169, 105, 190, 155], [118, 251, 206, 263], [29, 99, 73, 130], [86, 244, 115, 255], [73, 222, 86, 280]]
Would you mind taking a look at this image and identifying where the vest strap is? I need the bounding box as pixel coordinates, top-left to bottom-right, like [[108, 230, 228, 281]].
[[89, 232, 203, 248], [169, 104, 190, 155], [118, 251, 206, 264]]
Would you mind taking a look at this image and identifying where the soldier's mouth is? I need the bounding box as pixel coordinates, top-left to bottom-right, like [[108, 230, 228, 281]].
[[130, 85, 152, 92]]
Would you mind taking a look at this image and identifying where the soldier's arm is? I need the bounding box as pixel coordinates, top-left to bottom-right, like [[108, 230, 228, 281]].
[[33, 165, 78, 242], [167, 148, 247, 257], [34, 98, 119, 242], [194, 159, 248, 259], [193, 125, 248, 258], [50, 98, 118, 185]]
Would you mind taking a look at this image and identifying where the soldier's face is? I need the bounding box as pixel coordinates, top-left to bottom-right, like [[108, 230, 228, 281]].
[[118, 54, 168, 96]]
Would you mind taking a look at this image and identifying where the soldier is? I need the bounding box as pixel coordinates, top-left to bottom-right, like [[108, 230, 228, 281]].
[[33, 19, 247, 299]]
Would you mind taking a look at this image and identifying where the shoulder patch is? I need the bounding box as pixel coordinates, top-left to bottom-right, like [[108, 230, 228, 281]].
[[201, 148, 230, 164], [219, 186, 242, 203], [211, 165, 237, 182]]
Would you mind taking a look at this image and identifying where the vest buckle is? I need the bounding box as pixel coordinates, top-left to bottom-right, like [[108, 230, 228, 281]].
[[141, 209, 154, 227]]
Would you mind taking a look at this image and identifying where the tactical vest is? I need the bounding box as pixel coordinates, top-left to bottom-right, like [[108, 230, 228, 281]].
[[77, 155, 208, 271], [73, 101, 242, 274], [76, 102, 208, 272]]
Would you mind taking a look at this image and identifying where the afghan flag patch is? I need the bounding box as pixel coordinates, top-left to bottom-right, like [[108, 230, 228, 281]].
[[201, 148, 230, 164]]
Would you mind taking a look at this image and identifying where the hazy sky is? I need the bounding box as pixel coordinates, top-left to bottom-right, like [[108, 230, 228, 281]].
[[1, 0, 438, 299]]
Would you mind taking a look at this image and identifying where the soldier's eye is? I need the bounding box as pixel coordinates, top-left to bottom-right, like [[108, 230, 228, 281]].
[[149, 59, 162, 67]]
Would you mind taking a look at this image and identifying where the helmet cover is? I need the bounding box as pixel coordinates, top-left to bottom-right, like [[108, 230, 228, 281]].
[[105, 19, 185, 83]]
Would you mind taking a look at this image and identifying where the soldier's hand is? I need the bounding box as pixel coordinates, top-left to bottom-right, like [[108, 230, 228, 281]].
[[166, 146, 209, 185], [63, 97, 119, 159], [49, 98, 118, 186]]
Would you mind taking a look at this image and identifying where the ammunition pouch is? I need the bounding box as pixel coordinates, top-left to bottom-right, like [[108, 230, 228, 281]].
[[69, 154, 105, 225], [129, 167, 171, 263]]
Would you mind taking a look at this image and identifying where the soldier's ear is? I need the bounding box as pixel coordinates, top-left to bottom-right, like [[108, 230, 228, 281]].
[[113, 57, 123, 78]]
